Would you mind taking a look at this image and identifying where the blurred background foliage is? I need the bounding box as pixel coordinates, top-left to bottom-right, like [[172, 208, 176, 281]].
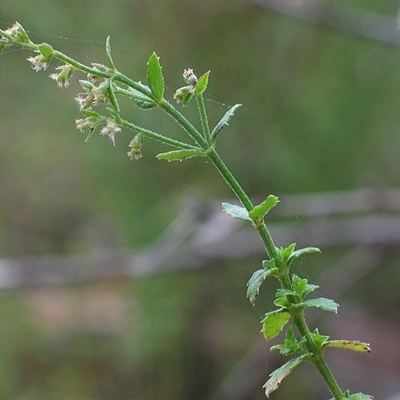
[[0, 1, 400, 399]]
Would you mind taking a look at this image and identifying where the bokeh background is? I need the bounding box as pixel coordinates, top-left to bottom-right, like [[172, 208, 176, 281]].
[[1, 1, 400, 399]]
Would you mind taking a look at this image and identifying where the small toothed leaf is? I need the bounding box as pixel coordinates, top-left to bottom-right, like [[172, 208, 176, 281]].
[[280, 243, 296, 264], [288, 246, 321, 266], [249, 195, 279, 221], [196, 70, 210, 94], [147, 52, 164, 101], [302, 297, 339, 313], [261, 310, 291, 340], [247, 269, 275, 304], [325, 340, 371, 353], [292, 274, 319, 298], [263, 354, 310, 398], [221, 202, 252, 222], [210, 104, 242, 142]]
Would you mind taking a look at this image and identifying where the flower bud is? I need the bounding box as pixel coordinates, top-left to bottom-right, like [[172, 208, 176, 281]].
[[6, 22, 31, 43], [127, 134, 143, 160]]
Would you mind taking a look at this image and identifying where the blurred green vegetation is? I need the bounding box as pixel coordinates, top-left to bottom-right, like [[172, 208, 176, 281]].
[[0, 1, 400, 399]]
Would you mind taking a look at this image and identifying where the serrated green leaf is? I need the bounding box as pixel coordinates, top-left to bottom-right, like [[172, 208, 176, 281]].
[[301, 283, 319, 297], [281, 243, 296, 264], [249, 195, 280, 221], [147, 52, 164, 101], [210, 104, 242, 142], [261, 310, 290, 340], [262, 259, 276, 270], [326, 340, 371, 353], [310, 328, 330, 348], [288, 246, 321, 266], [196, 70, 210, 94], [302, 297, 339, 313], [263, 354, 310, 398], [292, 274, 319, 298], [156, 149, 206, 162], [273, 296, 290, 308], [247, 269, 274, 305], [270, 326, 302, 356], [105, 36, 116, 69], [221, 202, 252, 222]]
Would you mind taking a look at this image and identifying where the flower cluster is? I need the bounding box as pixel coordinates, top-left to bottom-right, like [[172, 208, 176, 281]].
[[49, 64, 75, 88], [73, 76, 123, 144], [0, 22, 31, 54], [99, 120, 121, 145], [127, 134, 143, 160], [4, 22, 31, 44], [173, 68, 198, 105], [75, 113, 121, 145], [27, 53, 51, 72], [75, 79, 111, 110], [183, 68, 198, 90]]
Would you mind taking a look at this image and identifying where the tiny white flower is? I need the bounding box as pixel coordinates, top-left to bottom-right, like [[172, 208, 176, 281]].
[[27, 54, 49, 72], [100, 120, 121, 145], [75, 95, 86, 110], [49, 65, 74, 88]]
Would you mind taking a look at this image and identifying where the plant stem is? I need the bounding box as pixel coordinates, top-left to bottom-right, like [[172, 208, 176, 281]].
[[207, 147, 345, 400], [196, 92, 211, 140], [159, 99, 209, 149], [207, 149, 281, 261], [293, 312, 345, 399], [120, 119, 197, 150]]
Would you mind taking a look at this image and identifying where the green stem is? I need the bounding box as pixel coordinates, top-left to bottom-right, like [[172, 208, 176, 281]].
[[207, 149, 281, 262], [293, 312, 344, 400], [120, 119, 196, 150], [196, 92, 211, 140], [207, 147, 345, 400], [207, 149, 253, 210], [159, 99, 209, 149]]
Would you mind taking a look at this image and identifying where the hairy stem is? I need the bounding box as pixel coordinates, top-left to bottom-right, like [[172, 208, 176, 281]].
[[196, 92, 211, 140], [120, 119, 196, 150]]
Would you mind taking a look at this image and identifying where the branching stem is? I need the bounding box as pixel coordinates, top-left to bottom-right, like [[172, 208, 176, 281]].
[[0, 23, 371, 399]]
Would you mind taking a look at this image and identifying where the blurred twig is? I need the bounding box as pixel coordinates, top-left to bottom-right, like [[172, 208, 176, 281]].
[[1, 187, 400, 289], [250, 0, 400, 47]]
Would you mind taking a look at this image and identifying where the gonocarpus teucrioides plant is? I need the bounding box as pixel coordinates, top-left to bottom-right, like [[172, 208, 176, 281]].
[[0, 22, 373, 399]]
